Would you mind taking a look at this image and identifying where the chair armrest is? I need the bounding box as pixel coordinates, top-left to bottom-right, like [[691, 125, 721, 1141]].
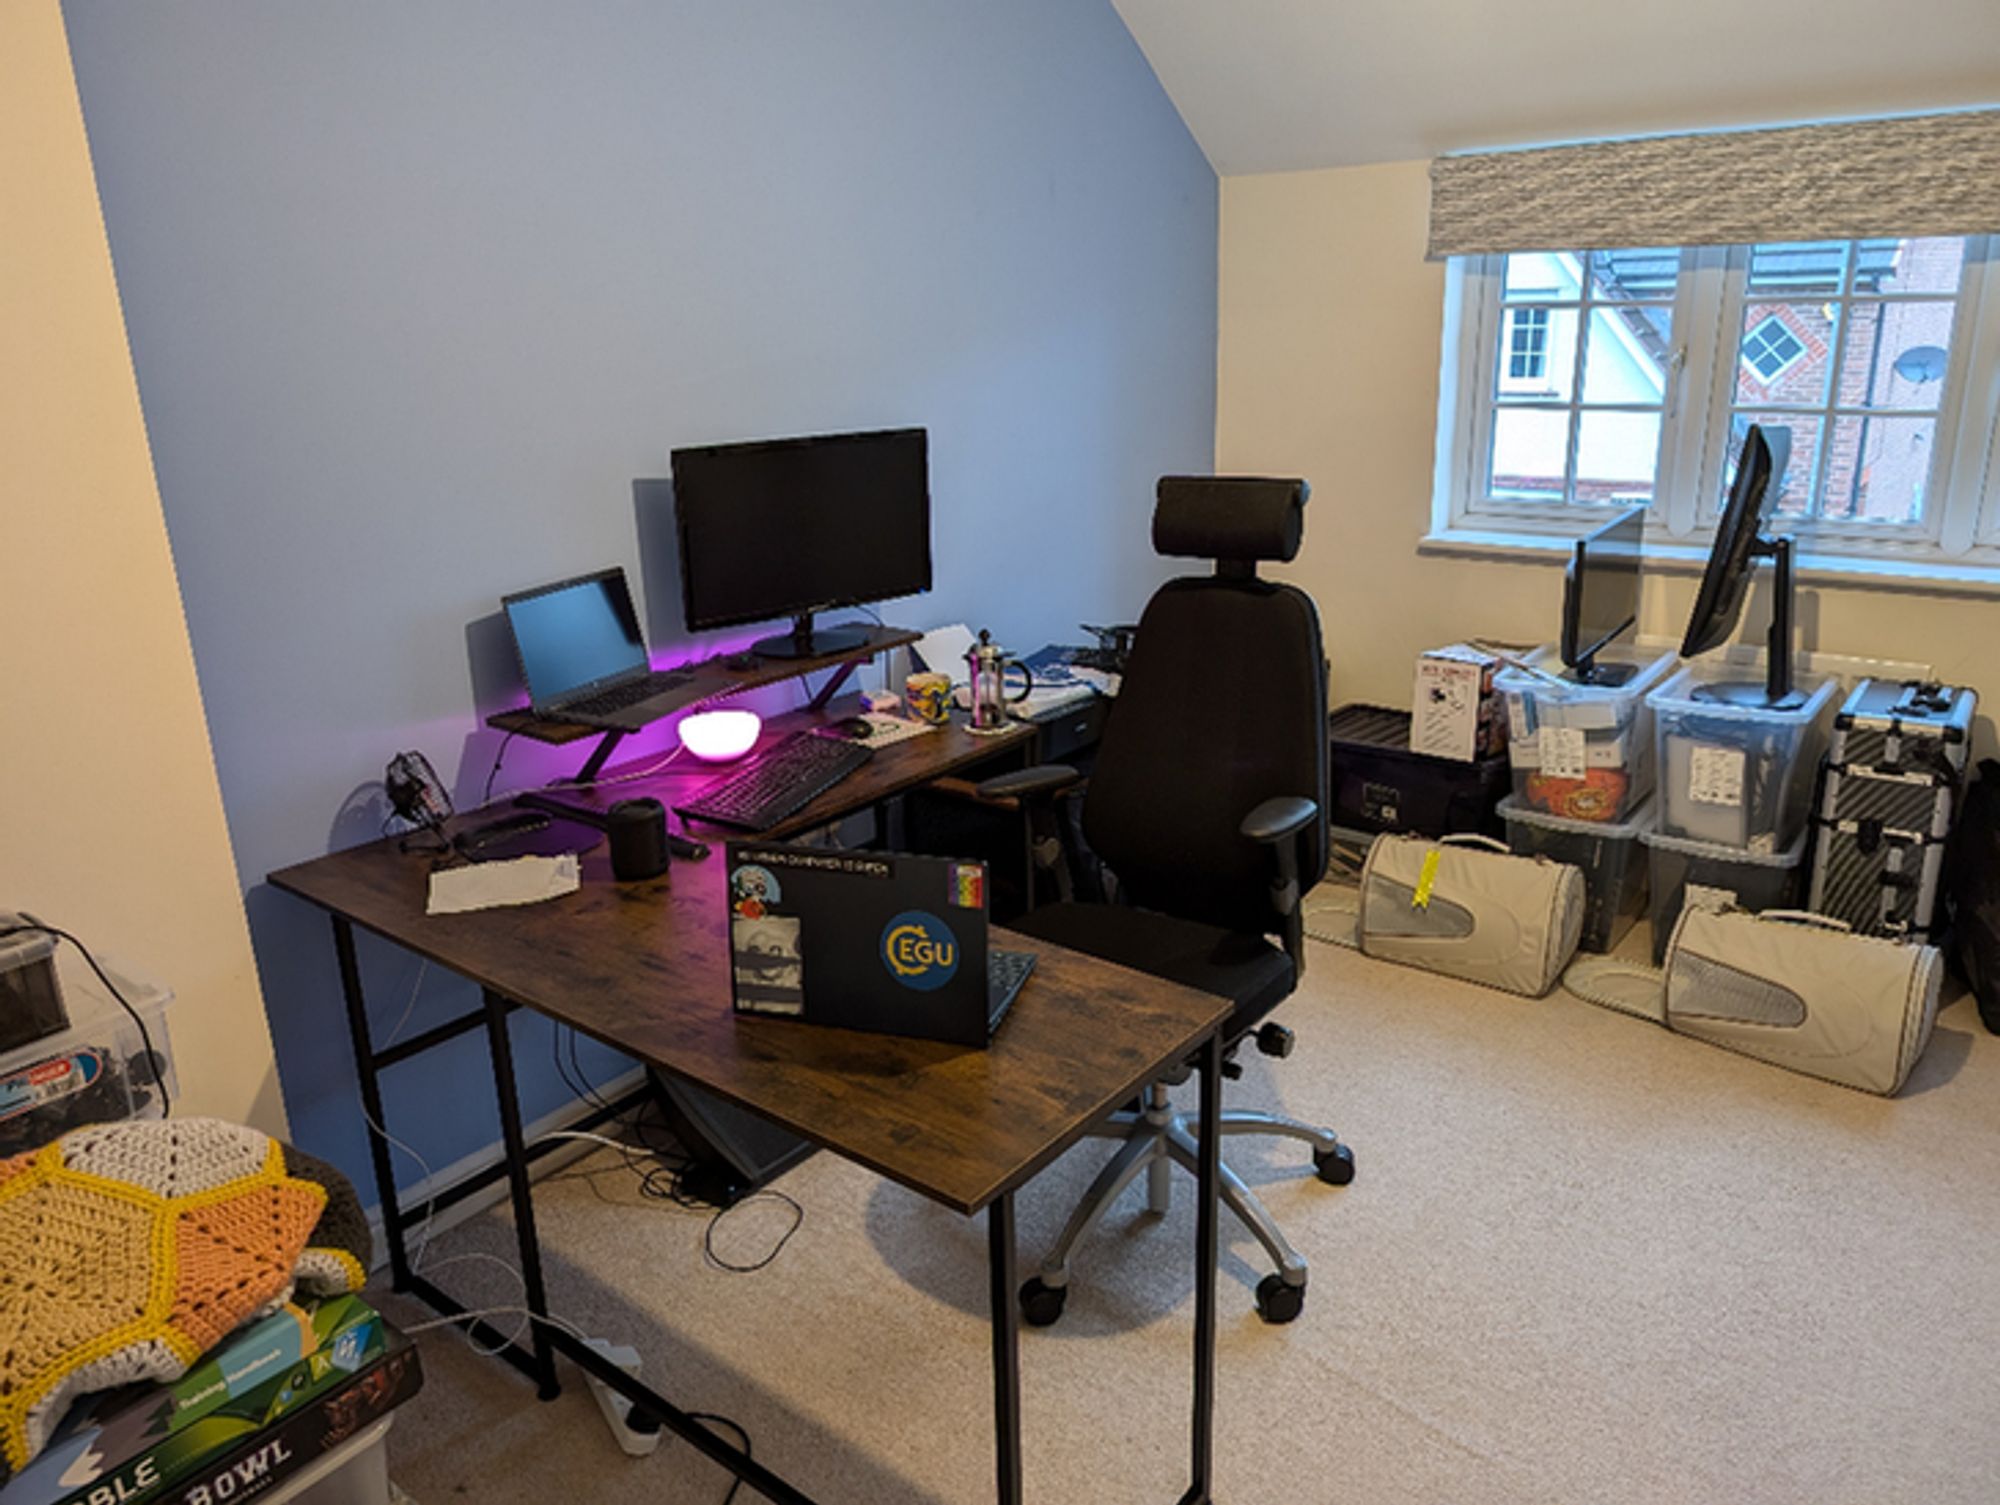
[[1240, 796, 1317, 845], [975, 764, 1082, 802]]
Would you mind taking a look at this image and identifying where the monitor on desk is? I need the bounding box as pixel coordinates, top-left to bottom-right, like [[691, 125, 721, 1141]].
[[671, 426, 932, 661]]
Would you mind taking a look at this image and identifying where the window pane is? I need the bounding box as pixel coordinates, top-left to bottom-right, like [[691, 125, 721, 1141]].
[[1863, 236, 1965, 296], [1834, 299, 1956, 410], [1495, 306, 1577, 401], [1575, 411, 1662, 505], [1820, 414, 1937, 524], [1588, 248, 1678, 302], [1489, 408, 1570, 500], [1749, 241, 1847, 297], [1736, 303, 1836, 404], [1726, 415, 1821, 521], [1582, 305, 1673, 404], [1503, 251, 1576, 302]]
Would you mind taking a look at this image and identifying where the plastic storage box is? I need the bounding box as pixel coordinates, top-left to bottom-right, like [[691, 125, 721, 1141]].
[[1649, 667, 1838, 853], [0, 953, 175, 1158], [1494, 645, 1677, 824], [1498, 794, 1653, 954], [1641, 826, 1807, 964], [0, 918, 67, 1054], [1329, 704, 1510, 838]]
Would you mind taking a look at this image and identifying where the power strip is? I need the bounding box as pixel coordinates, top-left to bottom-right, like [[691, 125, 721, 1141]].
[[583, 1338, 662, 1457]]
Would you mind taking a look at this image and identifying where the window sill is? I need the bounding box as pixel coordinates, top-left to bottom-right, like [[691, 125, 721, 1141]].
[[1419, 527, 2000, 599]]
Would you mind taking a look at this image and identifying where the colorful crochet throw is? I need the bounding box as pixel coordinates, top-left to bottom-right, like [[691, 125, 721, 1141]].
[[0, 1117, 371, 1483]]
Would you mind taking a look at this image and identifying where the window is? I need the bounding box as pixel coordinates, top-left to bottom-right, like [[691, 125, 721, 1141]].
[[1434, 235, 2000, 577]]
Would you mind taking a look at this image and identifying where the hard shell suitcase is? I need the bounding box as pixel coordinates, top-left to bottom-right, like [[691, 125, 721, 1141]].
[[1818, 762, 1954, 840], [1808, 817, 1947, 940], [1829, 679, 1976, 780]]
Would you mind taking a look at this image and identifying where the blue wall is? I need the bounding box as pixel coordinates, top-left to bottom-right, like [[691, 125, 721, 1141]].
[[62, 1, 1217, 1196]]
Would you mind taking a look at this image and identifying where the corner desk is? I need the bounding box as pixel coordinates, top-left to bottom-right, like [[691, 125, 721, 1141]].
[[269, 701, 1231, 1505]]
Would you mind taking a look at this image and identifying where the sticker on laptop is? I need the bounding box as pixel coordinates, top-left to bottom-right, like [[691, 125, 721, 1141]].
[[730, 864, 781, 919], [949, 863, 985, 910], [733, 914, 805, 1015], [881, 911, 959, 992]]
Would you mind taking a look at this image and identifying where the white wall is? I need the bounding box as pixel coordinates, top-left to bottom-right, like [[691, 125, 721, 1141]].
[[1217, 159, 2000, 756], [0, 0, 285, 1132]]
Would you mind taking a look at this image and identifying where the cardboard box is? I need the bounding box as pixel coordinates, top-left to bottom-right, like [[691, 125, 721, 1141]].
[[1411, 645, 1508, 763]]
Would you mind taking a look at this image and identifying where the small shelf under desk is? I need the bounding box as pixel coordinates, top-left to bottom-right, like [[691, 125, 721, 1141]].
[[485, 625, 921, 778]]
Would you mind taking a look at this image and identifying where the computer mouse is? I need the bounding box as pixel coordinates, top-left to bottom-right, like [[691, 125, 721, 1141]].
[[834, 716, 874, 740]]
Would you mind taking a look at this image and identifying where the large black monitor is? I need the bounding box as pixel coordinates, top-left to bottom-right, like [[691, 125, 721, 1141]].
[[1682, 423, 1801, 708], [1561, 505, 1646, 685], [671, 427, 931, 660]]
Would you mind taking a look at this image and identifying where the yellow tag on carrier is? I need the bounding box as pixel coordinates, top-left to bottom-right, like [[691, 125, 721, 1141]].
[[1412, 848, 1442, 910]]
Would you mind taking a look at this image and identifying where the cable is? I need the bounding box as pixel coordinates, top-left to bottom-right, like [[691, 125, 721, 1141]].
[[586, 744, 686, 788], [483, 729, 521, 805], [0, 923, 169, 1114], [381, 960, 429, 1050], [687, 1412, 754, 1505], [703, 1188, 804, 1273]]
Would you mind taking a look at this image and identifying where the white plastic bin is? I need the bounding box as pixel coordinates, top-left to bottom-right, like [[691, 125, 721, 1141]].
[[1495, 645, 1677, 824], [0, 954, 174, 1157], [1650, 667, 1837, 852]]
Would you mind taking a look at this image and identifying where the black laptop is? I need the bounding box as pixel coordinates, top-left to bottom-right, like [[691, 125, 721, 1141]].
[[502, 567, 694, 730], [725, 843, 1036, 1047]]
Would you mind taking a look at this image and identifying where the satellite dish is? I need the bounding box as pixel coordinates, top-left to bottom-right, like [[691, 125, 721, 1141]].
[[1893, 345, 1949, 384]]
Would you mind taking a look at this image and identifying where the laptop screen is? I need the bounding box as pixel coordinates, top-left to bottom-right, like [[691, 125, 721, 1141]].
[[503, 570, 648, 708]]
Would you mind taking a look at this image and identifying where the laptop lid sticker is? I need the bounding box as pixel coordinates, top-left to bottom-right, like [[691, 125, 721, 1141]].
[[881, 911, 959, 992]]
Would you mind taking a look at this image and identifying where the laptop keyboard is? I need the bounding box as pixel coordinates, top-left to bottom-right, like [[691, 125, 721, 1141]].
[[988, 948, 1037, 1023], [560, 669, 694, 719], [675, 731, 874, 831]]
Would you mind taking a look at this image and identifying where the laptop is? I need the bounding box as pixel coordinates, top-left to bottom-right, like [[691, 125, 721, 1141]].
[[724, 843, 1036, 1047], [501, 567, 695, 730]]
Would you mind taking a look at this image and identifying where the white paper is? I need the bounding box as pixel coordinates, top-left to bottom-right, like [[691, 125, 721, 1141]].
[[910, 623, 978, 685], [428, 854, 581, 915], [1688, 746, 1746, 807], [1541, 727, 1587, 781]]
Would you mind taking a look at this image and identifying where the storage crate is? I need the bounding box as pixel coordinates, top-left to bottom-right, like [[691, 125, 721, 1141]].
[[0, 953, 175, 1157], [1494, 645, 1677, 824], [1329, 704, 1509, 839], [1642, 826, 1807, 965], [1650, 668, 1837, 853], [1499, 794, 1653, 954], [0, 917, 66, 1054]]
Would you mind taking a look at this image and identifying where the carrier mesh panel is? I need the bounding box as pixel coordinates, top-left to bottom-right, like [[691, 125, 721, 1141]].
[[1669, 951, 1808, 1027], [1366, 878, 1476, 940]]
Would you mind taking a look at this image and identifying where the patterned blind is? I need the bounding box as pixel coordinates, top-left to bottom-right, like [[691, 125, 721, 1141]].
[[1427, 110, 2000, 260]]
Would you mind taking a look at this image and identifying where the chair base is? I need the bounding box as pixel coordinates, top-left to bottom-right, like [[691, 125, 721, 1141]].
[[1027, 1083, 1349, 1323]]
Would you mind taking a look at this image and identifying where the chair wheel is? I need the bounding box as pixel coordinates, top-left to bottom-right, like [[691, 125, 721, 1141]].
[[1314, 1144, 1355, 1186], [1019, 1277, 1067, 1327], [1255, 1273, 1305, 1325]]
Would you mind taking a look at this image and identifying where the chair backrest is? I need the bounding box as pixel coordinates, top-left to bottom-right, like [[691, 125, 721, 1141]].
[[1083, 477, 1329, 936]]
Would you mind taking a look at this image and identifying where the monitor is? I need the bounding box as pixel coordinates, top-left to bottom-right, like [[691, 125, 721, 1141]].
[[502, 568, 648, 714], [1681, 423, 1802, 708], [671, 427, 932, 660], [1560, 505, 1646, 685]]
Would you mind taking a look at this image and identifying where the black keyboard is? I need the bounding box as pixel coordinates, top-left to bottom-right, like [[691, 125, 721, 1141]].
[[560, 670, 693, 719], [675, 731, 874, 831], [988, 949, 1036, 1013]]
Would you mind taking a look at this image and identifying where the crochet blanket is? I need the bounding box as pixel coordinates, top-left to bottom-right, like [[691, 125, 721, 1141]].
[[0, 1117, 372, 1483]]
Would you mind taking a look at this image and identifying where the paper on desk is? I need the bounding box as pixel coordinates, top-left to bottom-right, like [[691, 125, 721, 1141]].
[[910, 623, 977, 683], [427, 854, 581, 915]]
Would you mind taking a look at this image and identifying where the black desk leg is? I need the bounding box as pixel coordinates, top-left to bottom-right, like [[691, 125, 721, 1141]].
[[1185, 1032, 1222, 1505], [331, 917, 411, 1291], [481, 988, 562, 1401], [988, 1190, 1023, 1505]]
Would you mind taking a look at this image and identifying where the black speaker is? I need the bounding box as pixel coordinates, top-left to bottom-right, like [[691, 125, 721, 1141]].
[[648, 1069, 814, 1205], [607, 798, 671, 882]]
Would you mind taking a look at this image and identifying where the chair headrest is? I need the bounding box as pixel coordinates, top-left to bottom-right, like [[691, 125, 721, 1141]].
[[1152, 476, 1310, 564]]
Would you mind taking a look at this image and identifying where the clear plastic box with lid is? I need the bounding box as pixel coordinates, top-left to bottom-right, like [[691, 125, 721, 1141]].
[[0, 949, 175, 1158], [1492, 644, 1678, 825]]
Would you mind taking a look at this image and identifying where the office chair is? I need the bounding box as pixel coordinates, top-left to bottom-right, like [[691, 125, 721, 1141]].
[[979, 475, 1351, 1325]]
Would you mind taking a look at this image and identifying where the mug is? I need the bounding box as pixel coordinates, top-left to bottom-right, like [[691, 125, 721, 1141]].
[[906, 671, 953, 725]]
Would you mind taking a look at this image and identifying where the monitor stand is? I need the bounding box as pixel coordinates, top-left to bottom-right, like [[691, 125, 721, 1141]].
[[751, 611, 873, 661], [1565, 656, 1639, 688], [1690, 536, 1807, 711]]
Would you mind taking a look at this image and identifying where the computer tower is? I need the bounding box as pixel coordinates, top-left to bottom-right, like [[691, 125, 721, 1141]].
[[648, 1069, 815, 1205]]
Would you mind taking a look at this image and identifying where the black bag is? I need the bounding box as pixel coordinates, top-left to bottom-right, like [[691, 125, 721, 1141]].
[[1945, 759, 2000, 1034]]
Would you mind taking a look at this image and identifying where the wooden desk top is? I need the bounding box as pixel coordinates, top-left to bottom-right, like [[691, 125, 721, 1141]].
[[270, 828, 1227, 1217]]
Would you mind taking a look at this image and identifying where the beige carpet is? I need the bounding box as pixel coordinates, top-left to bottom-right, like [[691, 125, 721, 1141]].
[[377, 939, 2000, 1505]]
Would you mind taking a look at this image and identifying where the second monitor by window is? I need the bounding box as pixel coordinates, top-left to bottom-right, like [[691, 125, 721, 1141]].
[[670, 426, 932, 660]]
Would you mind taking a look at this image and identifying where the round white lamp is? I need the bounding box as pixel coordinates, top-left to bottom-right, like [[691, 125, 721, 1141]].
[[677, 708, 762, 763]]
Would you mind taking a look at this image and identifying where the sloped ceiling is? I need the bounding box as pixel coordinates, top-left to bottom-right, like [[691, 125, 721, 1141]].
[[1112, 0, 2000, 175]]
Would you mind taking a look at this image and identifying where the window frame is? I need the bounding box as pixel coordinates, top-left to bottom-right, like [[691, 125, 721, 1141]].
[[1432, 236, 2000, 581]]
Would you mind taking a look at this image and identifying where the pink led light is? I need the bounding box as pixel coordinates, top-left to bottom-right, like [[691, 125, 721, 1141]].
[[677, 709, 761, 762]]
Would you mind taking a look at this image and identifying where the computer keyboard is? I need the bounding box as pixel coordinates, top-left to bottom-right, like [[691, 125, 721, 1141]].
[[674, 731, 874, 831], [560, 669, 694, 719], [987, 948, 1037, 1027]]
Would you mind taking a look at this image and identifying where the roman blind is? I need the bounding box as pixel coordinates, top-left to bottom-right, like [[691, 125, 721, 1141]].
[[1427, 109, 2000, 260]]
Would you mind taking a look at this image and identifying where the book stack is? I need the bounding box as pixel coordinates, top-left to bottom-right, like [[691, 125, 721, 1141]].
[[7, 1296, 423, 1505]]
